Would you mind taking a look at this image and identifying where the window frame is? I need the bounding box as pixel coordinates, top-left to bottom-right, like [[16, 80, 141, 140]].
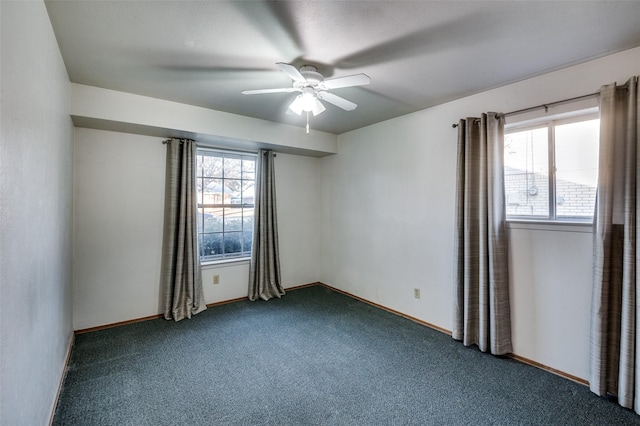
[[504, 111, 599, 224], [195, 147, 257, 264]]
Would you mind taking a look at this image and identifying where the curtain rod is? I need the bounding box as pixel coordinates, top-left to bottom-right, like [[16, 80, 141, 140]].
[[162, 138, 191, 144], [162, 139, 277, 156], [451, 91, 599, 128]]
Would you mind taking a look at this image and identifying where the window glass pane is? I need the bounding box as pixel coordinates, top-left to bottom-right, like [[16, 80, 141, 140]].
[[243, 232, 252, 255], [224, 179, 242, 204], [504, 127, 549, 218], [196, 155, 203, 177], [202, 178, 222, 205], [224, 155, 242, 179], [223, 232, 242, 255], [243, 210, 254, 255], [196, 176, 203, 203], [201, 233, 222, 257], [224, 207, 243, 231], [201, 153, 222, 178], [242, 158, 256, 181], [241, 180, 255, 204], [555, 119, 599, 219], [243, 208, 254, 229], [203, 208, 222, 233], [196, 208, 204, 233]]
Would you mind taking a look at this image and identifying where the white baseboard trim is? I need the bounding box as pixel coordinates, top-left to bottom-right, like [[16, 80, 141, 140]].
[[49, 331, 75, 426]]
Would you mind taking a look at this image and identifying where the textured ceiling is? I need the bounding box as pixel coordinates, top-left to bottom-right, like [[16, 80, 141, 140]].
[[45, 1, 640, 134]]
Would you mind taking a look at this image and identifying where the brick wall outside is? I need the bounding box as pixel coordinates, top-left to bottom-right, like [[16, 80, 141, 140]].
[[504, 171, 596, 218]]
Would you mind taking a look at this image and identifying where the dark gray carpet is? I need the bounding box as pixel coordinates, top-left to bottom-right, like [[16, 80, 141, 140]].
[[54, 285, 639, 425]]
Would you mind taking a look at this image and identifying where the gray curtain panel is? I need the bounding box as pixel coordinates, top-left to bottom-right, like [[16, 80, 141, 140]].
[[248, 150, 285, 301], [590, 76, 639, 412], [160, 138, 207, 321], [452, 113, 512, 355]]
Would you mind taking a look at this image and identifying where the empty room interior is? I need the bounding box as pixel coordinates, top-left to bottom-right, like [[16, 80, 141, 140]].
[[3, 1, 640, 424]]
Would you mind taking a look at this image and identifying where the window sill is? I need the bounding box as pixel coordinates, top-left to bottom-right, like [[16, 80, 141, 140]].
[[507, 219, 593, 233], [201, 257, 251, 269]]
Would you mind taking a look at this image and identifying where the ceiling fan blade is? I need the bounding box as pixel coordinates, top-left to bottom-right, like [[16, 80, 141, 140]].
[[277, 62, 306, 83], [317, 92, 357, 111], [242, 88, 296, 95], [322, 73, 371, 90]]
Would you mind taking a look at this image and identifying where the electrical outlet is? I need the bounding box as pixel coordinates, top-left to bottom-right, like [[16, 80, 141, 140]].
[[213, 275, 219, 285], [414, 288, 420, 299]]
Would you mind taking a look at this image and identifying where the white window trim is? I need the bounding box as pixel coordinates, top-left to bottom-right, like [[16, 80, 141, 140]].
[[507, 219, 593, 234], [201, 258, 251, 269]]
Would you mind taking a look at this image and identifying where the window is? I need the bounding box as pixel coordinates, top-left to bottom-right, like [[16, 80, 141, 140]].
[[504, 113, 599, 222], [195, 148, 256, 262]]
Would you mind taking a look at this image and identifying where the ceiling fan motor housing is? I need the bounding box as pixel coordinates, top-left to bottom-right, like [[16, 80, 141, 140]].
[[298, 65, 324, 87]]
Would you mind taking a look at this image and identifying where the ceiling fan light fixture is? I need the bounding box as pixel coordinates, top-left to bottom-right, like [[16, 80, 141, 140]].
[[288, 88, 326, 117], [300, 88, 316, 112], [311, 98, 326, 116], [288, 95, 304, 115]]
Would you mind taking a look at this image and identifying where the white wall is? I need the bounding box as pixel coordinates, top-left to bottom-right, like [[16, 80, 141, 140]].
[[73, 129, 320, 330], [508, 224, 593, 379], [72, 129, 166, 330], [273, 153, 320, 286], [0, 1, 74, 425], [319, 46, 640, 381]]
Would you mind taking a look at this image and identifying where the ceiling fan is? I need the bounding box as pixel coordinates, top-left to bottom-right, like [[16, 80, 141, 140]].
[[241, 63, 370, 132]]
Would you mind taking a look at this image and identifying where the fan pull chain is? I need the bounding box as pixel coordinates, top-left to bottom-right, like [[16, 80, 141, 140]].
[[306, 111, 310, 134]]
